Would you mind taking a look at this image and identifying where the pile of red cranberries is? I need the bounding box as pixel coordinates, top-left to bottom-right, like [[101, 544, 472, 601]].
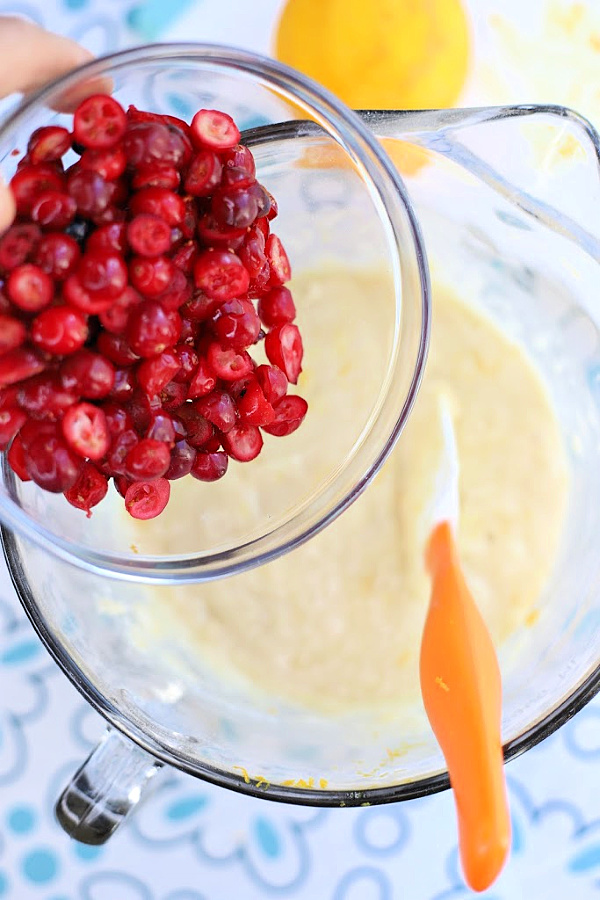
[[0, 96, 307, 519]]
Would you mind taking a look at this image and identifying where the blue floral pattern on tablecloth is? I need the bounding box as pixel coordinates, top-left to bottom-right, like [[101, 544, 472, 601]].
[[0, 0, 599, 897]]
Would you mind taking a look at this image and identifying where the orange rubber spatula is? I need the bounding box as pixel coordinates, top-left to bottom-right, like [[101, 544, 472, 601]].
[[419, 399, 511, 892]]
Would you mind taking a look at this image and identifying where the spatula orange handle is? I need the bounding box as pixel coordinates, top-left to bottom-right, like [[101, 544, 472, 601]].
[[420, 522, 511, 892]]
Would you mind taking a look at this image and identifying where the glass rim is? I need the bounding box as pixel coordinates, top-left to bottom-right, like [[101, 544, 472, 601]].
[[3, 519, 600, 805], [0, 41, 430, 583]]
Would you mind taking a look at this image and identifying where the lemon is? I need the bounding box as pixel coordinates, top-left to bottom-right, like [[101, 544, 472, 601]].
[[274, 0, 470, 110]]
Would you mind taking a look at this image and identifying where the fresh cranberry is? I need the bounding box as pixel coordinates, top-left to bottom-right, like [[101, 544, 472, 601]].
[[196, 213, 246, 248], [127, 214, 171, 258], [228, 375, 254, 403], [212, 185, 259, 230], [183, 290, 220, 322], [129, 256, 176, 297], [0, 315, 26, 355], [187, 357, 216, 399], [61, 349, 115, 399], [137, 350, 181, 396], [101, 401, 133, 436], [156, 267, 192, 311], [79, 145, 127, 181], [193, 249, 249, 301], [171, 345, 198, 383], [221, 423, 263, 462], [203, 433, 222, 453], [17, 373, 77, 420], [98, 286, 141, 334], [166, 440, 196, 479], [130, 187, 185, 227], [0, 223, 41, 271], [125, 438, 170, 481], [132, 163, 180, 191], [212, 298, 261, 349], [96, 332, 139, 367], [108, 367, 136, 402], [107, 429, 139, 474], [63, 272, 114, 314], [27, 126, 71, 164], [127, 302, 181, 358], [32, 306, 88, 355], [255, 364, 288, 405], [30, 190, 76, 230], [266, 191, 278, 220], [221, 165, 255, 190], [124, 477, 170, 519], [123, 121, 191, 169], [171, 242, 198, 276], [86, 222, 128, 255], [258, 286, 296, 327], [263, 395, 308, 437], [33, 233, 80, 280], [7, 264, 53, 312], [77, 251, 128, 300], [239, 225, 268, 279], [254, 216, 270, 240], [0, 407, 27, 449], [236, 380, 275, 427], [146, 411, 176, 445], [18, 418, 58, 449], [62, 402, 109, 460], [10, 164, 65, 215], [0, 348, 45, 389], [126, 105, 191, 138], [265, 323, 303, 384], [184, 150, 223, 196], [67, 169, 115, 218], [73, 95, 127, 149], [193, 389, 236, 433], [175, 404, 214, 448], [7, 433, 31, 481], [160, 380, 187, 410], [24, 431, 82, 492], [221, 144, 256, 179], [206, 342, 253, 381], [64, 463, 108, 515], [190, 109, 240, 151], [190, 450, 228, 481], [266, 234, 291, 284], [0, 385, 19, 411]]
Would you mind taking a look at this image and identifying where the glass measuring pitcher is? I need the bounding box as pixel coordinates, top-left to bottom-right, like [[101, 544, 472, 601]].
[[0, 44, 599, 844]]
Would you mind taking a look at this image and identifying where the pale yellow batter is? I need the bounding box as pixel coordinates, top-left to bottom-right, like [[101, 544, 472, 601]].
[[135, 268, 569, 714]]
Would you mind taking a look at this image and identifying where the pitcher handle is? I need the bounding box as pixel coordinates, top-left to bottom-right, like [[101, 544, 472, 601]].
[[55, 728, 163, 844]]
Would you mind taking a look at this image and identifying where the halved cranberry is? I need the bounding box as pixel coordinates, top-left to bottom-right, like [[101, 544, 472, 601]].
[[30, 190, 76, 230], [175, 404, 214, 448], [239, 225, 268, 279], [7, 264, 53, 312], [0, 348, 45, 389], [160, 380, 187, 410], [196, 213, 246, 248], [27, 126, 71, 164], [263, 395, 308, 436], [183, 290, 220, 322], [33, 233, 80, 281], [62, 402, 109, 460], [255, 364, 288, 405], [156, 267, 192, 312], [255, 216, 270, 240], [64, 463, 108, 515], [61, 349, 115, 399], [18, 373, 77, 420], [221, 165, 255, 190], [193, 249, 249, 301], [0, 386, 20, 410], [98, 286, 141, 334], [127, 214, 171, 257], [132, 163, 180, 191], [24, 432, 82, 492], [212, 185, 259, 230], [77, 251, 128, 300], [107, 428, 139, 474], [130, 187, 185, 227], [184, 150, 223, 196], [63, 273, 114, 314], [73, 95, 127, 149], [7, 433, 31, 481], [236, 379, 275, 427], [265, 323, 303, 384], [10, 164, 65, 215], [96, 331, 140, 367], [127, 301, 181, 357], [137, 350, 181, 396], [258, 286, 296, 327], [172, 345, 198, 383], [67, 169, 115, 218], [126, 105, 191, 138], [123, 121, 192, 169], [187, 357, 217, 399], [166, 440, 196, 480], [228, 375, 254, 403], [221, 423, 263, 462], [128, 388, 163, 432], [193, 389, 236, 433], [146, 411, 176, 445], [125, 438, 171, 481], [100, 401, 133, 436], [32, 306, 88, 355], [125, 477, 170, 519], [171, 241, 198, 276], [0, 315, 26, 355], [18, 418, 58, 449], [190, 109, 240, 151], [206, 342, 253, 381], [86, 222, 128, 256], [0, 407, 27, 449], [0, 223, 41, 273], [129, 256, 176, 297], [108, 367, 136, 402], [190, 450, 228, 481], [79, 145, 127, 181], [266, 234, 291, 284], [212, 298, 261, 349], [266, 191, 278, 220]]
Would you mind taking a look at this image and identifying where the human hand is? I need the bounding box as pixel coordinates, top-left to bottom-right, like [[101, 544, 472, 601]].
[[0, 17, 93, 232]]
